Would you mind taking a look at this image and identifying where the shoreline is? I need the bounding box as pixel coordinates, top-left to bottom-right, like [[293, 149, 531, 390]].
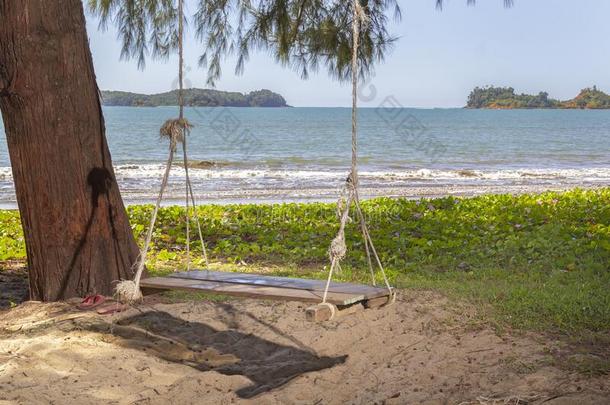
[[0, 183, 606, 209]]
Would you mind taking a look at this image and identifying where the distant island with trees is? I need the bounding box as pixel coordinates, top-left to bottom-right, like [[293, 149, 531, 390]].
[[101, 88, 288, 107], [466, 86, 610, 109]]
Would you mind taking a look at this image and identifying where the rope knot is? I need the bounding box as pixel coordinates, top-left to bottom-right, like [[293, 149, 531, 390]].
[[160, 118, 193, 150], [115, 279, 143, 303], [329, 231, 347, 262]]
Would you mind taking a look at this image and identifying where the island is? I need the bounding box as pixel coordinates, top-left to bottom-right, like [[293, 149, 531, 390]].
[[466, 86, 610, 109], [101, 88, 288, 107]]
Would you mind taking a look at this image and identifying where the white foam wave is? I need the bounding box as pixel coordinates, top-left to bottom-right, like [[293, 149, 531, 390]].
[[360, 167, 610, 181], [113, 164, 343, 180], [2, 165, 610, 183]]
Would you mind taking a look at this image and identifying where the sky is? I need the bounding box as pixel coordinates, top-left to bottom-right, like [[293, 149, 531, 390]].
[[86, 0, 610, 108]]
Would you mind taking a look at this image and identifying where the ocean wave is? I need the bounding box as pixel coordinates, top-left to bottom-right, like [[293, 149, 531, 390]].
[[2, 165, 610, 183], [360, 167, 610, 181]]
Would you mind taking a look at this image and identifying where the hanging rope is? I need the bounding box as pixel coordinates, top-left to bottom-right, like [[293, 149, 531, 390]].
[[322, 0, 393, 305], [115, 0, 208, 303], [115, 119, 187, 303], [177, 0, 191, 272]]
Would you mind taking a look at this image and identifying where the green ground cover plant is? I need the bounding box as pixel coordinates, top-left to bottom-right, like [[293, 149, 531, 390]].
[[1, 188, 609, 338]]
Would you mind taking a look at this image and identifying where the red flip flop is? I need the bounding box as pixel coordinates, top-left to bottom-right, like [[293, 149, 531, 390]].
[[96, 302, 128, 315], [77, 294, 106, 310]]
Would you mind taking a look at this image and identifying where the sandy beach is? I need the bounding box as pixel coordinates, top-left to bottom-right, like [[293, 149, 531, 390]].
[[142, 182, 608, 206], [1, 291, 609, 404]]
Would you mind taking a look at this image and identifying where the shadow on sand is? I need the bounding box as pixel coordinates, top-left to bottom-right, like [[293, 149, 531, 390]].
[[85, 309, 346, 398]]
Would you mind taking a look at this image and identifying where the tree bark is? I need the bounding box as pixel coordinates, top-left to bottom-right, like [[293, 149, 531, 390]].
[[0, 0, 140, 300]]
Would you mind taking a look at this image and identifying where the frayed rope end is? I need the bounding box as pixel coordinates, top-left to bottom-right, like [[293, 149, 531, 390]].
[[114, 280, 143, 304]]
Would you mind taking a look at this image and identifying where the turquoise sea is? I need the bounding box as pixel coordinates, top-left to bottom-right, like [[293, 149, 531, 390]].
[[1, 107, 609, 205]]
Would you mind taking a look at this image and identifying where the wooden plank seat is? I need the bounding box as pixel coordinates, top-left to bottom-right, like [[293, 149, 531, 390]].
[[139, 270, 392, 314], [170, 270, 387, 298]]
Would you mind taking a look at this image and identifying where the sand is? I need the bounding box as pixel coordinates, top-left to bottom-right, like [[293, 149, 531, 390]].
[[0, 292, 608, 404], [131, 183, 608, 207], [1, 183, 607, 209]]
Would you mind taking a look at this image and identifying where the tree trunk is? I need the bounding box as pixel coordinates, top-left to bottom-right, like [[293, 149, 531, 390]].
[[0, 0, 140, 300]]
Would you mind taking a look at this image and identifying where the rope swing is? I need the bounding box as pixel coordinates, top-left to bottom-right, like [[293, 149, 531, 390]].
[[115, 0, 393, 307], [321, 0, 393, 305], [115, 0, 208, 303]]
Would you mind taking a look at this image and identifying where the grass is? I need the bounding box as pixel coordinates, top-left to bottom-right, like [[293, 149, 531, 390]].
[[1, 188, 609, 344], [404, 267, 610, 334]]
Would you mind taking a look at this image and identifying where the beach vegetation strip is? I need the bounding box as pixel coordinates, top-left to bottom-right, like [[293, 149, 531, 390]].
[[1, 188, 609, 339]]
